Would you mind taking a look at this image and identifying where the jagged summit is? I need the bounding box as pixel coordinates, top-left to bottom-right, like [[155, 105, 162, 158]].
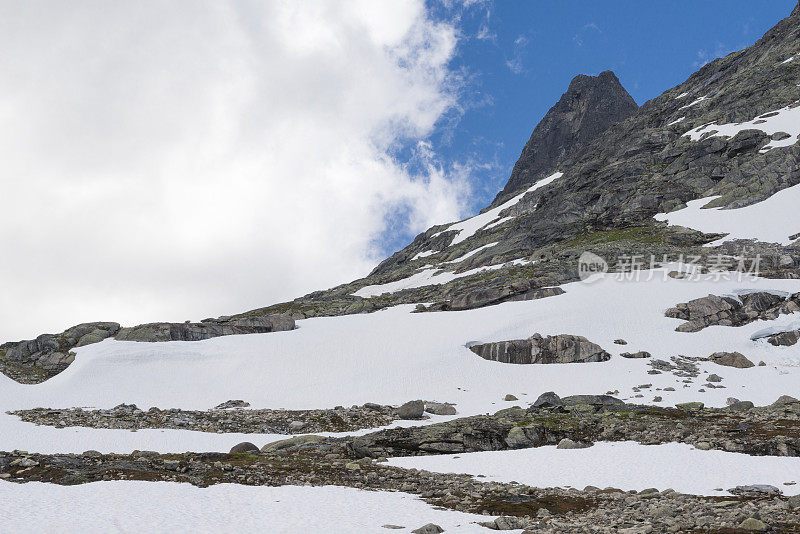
[[492, 70, 638, 206]]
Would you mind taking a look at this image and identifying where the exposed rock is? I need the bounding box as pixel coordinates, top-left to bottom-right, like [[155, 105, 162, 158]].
[[424, 402, 457, 416], [556, 438, 593, 449], [229, 442, 259, 454], [13, 403, 398, 435], [666, 292, 800, 332], [727, 401, 754, 411], [709, 351, 755, 369], [773, 395, 800, 405], [0, 322, 120, 383], [729, 484, 782, 496], [504, 394, 518, 401], [215, 400, 251, 409], [469, 334, 610, 365], [561, 395, 625, 407], [115, 315, 295, 342], [533, 392, 564, 408], [397, 400, 425, 420], [676, 402, 704, 411], [740, 518, 768, 531], [613, 339, 628, 345], [411, 524, 444, 534], [480, 516, 530, 530], [707, 373, 723, 382], [766, 328, 800, 346], [620, 351, 651, 359]]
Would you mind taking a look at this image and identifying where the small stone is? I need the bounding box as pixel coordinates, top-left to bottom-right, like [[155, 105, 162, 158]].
[[758, 361, 766, 366], [345, 462, 361, 471], [739, 517, 767, 531], [652, 396, 662, 402], [381, 526, 404, 530], [557, 438, 593, 449], [707, 373, 722, 382], [613, 339, 628, 345], [504, 394, 518, 401]]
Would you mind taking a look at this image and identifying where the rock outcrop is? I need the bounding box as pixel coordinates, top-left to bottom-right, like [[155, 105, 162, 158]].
[[115, 315, 295, 342], [666, 292, 800, 332], [766, 328, 800, 346], [469, 334, 610, 364], [0, 322, 120, 383]]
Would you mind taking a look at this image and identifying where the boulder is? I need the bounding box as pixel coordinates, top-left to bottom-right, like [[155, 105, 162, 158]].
[[411, 525, 444, 534], [620, 351, 651, 359], [229, 442, 260, 454], [561, 395, 624, 407], [504, 394, 518, 401], [424, 402, 456, 416], [397, 400, 425, 419], [533, 391, 564, 408], [261, 435, 325, 453], [709, 352, 755, 369], [469, 333, 610, 365]]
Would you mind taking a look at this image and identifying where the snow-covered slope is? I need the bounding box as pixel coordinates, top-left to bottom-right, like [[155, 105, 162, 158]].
[[2, 271, 799, 454]]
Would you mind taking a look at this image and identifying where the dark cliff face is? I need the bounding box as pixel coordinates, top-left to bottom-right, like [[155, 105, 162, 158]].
[[492, 70, 638, 206]]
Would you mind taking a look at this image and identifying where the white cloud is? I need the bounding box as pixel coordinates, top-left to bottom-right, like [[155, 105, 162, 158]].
[[0, 0, 473, 340], [505, 34, 528, 74]]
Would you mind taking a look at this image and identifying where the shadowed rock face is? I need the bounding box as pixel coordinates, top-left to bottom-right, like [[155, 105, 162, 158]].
[[492, 70, 638, 206], [469, 333, 610, 364]]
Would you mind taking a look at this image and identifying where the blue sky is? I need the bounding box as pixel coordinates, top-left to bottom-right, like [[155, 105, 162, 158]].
[[382, 0, 796, 253]]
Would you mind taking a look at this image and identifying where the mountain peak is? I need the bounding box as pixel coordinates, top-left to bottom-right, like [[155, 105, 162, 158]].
[[491, 70, 638, 206]]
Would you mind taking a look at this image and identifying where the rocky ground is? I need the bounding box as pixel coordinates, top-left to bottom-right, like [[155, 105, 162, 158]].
[[7, 400, 437, 435], [5, 395, 800, 531]]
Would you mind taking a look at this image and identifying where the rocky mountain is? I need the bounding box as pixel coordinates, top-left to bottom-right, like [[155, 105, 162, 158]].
[[2, 4, 800, 382], [234, 3, 799, 319], [4, 6, 800, 532], [492, 70, 638, 207]]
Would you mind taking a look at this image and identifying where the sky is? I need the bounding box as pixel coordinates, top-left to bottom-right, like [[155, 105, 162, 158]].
[[0, 0, 795, 341]]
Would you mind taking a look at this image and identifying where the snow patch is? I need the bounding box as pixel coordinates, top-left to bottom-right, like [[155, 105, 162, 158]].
[[654, 185, 800, 245], [0, 482, 493, 534], [446, 242, 499, 264], [412, 249, 436, 261], [683, 103, 800, 151], [679, 95, 709, 109], [388, 441, 800, 496]]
